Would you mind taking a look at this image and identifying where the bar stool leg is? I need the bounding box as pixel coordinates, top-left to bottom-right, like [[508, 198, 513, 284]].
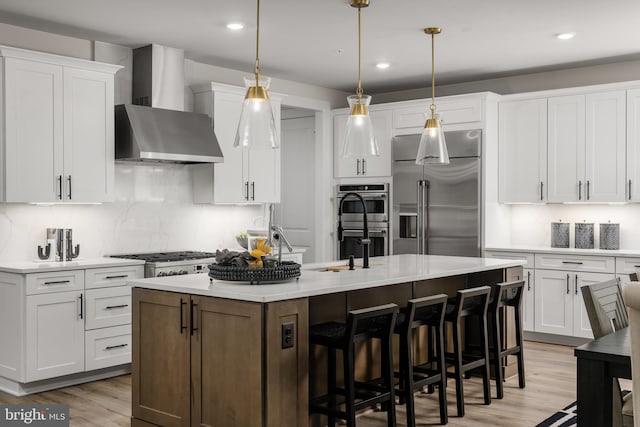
[[493, 308, 504, 399], [515, 305, 526, 389], [343, 345, 356, 427], [481, 314, 492, 405], [453, 320, 465, 417], [436, 324, 448, 425], [402, 335, 416, 427], [382, 337, 397, 427], [328, 347, 337, 427]]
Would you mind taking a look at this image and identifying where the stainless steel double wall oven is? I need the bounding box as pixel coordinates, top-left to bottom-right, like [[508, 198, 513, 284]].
[[336, 183, 389, 260]]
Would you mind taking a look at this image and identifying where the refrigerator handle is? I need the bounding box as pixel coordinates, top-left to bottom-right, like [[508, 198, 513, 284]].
[[417, 180, 429, 255]]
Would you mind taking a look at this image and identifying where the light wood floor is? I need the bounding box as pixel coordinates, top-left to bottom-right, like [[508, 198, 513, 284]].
[[0, 341, 581, 427]]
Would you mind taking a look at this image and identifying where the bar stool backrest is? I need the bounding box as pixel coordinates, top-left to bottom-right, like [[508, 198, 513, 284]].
[[401, 294, 448, 336], [346, 303, 398, 344], [453, 286, 491, 318], [489, 280, 526, 313]]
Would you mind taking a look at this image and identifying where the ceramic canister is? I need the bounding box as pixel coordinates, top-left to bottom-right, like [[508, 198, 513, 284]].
[[599, 223, 620, 250], [575, 222, 595, 249], [551, 222, 570, 248]]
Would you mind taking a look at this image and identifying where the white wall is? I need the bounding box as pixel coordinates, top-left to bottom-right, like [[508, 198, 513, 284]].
[[0, 164, 263, 262]]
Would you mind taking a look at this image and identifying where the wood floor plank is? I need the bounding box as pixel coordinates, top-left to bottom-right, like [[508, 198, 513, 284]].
[[0, 341, 585, 426]]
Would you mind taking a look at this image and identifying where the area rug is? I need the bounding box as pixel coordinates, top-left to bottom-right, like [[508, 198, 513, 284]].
[[535, 391, 630, 427]]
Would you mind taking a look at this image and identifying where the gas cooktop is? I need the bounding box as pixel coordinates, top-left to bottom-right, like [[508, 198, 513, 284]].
[[111, 251, 216, 263]]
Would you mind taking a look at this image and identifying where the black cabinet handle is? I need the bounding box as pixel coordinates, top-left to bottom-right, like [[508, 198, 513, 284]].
[[562, 261, 583, 265], [540, 182, 544, 201], [105, 304, 128, 310], [527, 271, 532, 291], [362, 158, 367, 175], [43, 280, 71, 285], [251, 182, 255, 201], [630, 179, 632, 201], [67, 176, 72, 200], [566, 274, 570, 294], [190, 300, 198, 336], [575, 274, 579, 295], [578, 180, 582, 201], [79, 294, 83, 319], [244, 181, 249, 201], [105, 343, 128, 351], [587, 180, 590, 200], [356, 159, 361, 175], [57, 175, 63, 200], [180, 298, 187, 334], [105, 275, 128, 280]]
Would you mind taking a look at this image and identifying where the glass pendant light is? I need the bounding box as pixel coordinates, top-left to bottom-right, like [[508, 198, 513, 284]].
[[416, 27, 449, 165], [341, 0, 380, 158], [234, 0, 279, 150]]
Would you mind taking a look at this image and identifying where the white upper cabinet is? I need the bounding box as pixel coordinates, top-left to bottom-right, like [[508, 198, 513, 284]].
[[333, 109, 392, 178], [392, 97, 483, 131], [498, 98, 547, 203], [547, 91, 625, 203], [0, 46, 119, 203], [627, 89, 640, 202], [191, 82, 282, 204]]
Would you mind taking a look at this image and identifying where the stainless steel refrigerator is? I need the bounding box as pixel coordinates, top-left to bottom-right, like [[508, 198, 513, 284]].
[[392, 129, 482, 257]]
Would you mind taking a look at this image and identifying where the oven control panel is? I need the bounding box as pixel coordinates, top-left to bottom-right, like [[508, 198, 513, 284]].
[[153, 262, 212, 277]]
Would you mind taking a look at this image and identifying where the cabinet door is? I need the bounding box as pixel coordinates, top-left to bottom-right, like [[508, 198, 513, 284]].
[[191, 296, 262, 427], [25, 291, 84, 381], [63, 68, 115, 202], [627, 89, 640, 202], [334, 110, 392, 178], [547, 95, 585, 202], [132, 289, 190, 427], [523, 268, 534, 332], [584, 91, 626, 202], [247, 98, 281, 203], [573, 271, 615, 339], [534, 269, 573, 336], [4, 58, 63, 202], [498, 99, 547, 203], [213, 90, 246, 203]]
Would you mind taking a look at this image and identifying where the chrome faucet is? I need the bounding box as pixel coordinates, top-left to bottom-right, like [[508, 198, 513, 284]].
[[266, 203, 294, 263], [338, 192, 370, 268]]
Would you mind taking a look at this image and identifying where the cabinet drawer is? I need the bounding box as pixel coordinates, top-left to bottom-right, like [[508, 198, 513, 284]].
[[483, 251, 534, 268], [615, 257, 640, 274], [85, 286, 132, 330], [85, 325, 131, 371], [534, 253, 615, 273], [85, 265, 144, 289], [25, 270, 84, 295], [393, 98, 482, 130]]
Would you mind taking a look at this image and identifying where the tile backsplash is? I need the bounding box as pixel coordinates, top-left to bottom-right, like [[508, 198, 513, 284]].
[[0, 164, 263, 261], [509, 204, 640, 249]]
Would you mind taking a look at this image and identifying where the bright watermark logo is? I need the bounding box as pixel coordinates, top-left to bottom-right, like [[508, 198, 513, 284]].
[[1, 405, 68, 426]]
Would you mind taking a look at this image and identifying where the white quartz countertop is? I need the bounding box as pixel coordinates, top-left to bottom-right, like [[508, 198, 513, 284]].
[[485, 246, 640, 258], [0, 257, 145, 274], [128, 254, 525, 303]]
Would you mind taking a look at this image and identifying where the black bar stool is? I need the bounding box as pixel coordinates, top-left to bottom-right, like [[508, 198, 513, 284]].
[[395, 294, 448, 426], [444, 286, 492, 417], [309, 303, 398, 427], [488, 280, 526, 399]]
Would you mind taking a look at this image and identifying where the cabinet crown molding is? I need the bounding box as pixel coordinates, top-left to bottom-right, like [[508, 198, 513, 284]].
[[0, 44, 122, 74]]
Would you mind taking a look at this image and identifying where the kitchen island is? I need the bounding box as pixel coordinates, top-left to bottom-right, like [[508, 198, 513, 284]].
[[129, 254, 524, 427]]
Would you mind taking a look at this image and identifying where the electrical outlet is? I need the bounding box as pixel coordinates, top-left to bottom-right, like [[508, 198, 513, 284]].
[[281, 322, 294, 349]]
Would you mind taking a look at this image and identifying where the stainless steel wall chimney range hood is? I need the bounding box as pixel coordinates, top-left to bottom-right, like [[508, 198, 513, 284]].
[[115, 44, 223, 164]]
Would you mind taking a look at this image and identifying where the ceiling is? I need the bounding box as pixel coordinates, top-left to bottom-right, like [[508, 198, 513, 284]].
[[0, 0, 639, 93]]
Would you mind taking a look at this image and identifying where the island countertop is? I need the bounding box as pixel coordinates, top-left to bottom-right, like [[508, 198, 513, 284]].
[[127, 254, 525, 303]]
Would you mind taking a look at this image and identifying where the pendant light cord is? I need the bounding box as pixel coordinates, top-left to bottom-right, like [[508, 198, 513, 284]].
[[254, 0, 261, 86], [356, 6, 363, 101], [430, 31, 436, 119]]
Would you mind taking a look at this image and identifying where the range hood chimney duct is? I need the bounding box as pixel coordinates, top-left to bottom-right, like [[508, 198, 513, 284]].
[[115, 44, 223, 164]]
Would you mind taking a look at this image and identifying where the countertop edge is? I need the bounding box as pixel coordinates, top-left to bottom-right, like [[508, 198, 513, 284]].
[[0, 258, 146, 274], [485, 246, 640, 258]]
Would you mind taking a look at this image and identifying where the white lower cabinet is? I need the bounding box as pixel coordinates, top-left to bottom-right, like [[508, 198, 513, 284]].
[[25, 290, 85, 382], [85, 325, 131, 371]]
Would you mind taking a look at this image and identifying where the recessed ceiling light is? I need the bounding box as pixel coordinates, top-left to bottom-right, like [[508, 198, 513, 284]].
[[376, 62, 391, 70], [226, 22, 244, 31], [556, 32, 576, 40]]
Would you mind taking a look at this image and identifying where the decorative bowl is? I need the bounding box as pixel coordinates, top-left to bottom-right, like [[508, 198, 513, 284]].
[[236, 236, 248, 249]]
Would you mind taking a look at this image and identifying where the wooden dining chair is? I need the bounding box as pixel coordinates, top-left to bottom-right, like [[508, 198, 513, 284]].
[[623, 284, 640, 427], [581, 279, 632, 427]]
